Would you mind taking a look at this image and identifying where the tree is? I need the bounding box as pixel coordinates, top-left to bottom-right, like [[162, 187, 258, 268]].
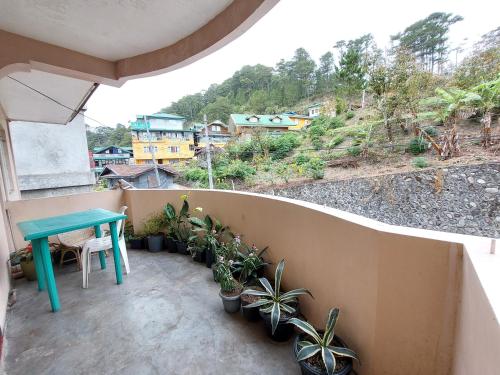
[[316, 52, 334, 95], [290, 48, 316, 100], [86, 124, 132, 150], [202, 97, 234, 123], [333, 41, 365, 109], [471, 76, 500, 147], [391, 12, 463, 73], [453, 27, 500, 88]]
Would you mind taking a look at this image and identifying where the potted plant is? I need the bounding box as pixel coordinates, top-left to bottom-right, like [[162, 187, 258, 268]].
[[188, 235, 206, 263], [217, 258, 243, 313], [241, 285, 264, 322], [189, 214, 229, 268], [163, 195, 195, 254], [244, 259, 313, 341], [124, 221, 145, 250], [290, 308, 359, 375], [142, 213, 165, 252], [232, 243, 268, 284], [12, 244, 37, 281]]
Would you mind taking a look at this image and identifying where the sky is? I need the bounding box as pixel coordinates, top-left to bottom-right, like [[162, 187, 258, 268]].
[[85, 0, 499, 128]]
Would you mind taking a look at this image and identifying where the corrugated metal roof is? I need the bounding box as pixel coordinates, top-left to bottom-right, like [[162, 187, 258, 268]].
[[230, 114, 295, 127], [100, 164, 177, 178]]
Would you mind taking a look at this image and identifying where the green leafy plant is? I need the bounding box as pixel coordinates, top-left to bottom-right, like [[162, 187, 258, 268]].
[[346, 111, 355, 120], [409, 137, 428, 155], [289, 308, 359, 375], [163, 195, 191, 240], [347, 146, 361, 157], [305, 157, 325, 179], [232, 242, 268, 284], [295, 153, 311, 165], [412, 157, 429, 168], [422, 126, 438, 137], [142, 213, 166, 236], [327, 135, 345, 149], [216, 258, 242, 294], [189, 214, 229, 256], [244, 259, 313, 334]]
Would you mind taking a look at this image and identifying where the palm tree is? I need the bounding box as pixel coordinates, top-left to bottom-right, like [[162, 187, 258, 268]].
[[472, 76, 500, 147], [423, 87, 479, 159]]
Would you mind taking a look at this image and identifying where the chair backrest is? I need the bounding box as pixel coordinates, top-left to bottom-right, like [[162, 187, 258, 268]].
[[117, 206, 128, 239], [58, 227, 95, 248]]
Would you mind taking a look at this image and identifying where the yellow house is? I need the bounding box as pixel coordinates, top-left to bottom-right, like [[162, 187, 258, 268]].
[[130, 113, 195, 165], [285, 113, 313, 131]]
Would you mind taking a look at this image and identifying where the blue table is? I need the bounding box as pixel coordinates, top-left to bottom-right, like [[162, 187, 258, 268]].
[[17, 208, 127, 312]]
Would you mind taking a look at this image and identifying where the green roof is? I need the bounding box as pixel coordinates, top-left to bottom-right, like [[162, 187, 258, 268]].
[[307, 103, 322, 109], [230, 114, 295, 127], [135, 112, 185, 120], [129, 121, 193, 132]]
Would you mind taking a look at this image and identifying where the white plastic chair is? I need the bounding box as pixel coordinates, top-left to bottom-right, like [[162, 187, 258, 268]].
[[81, 206, 130, 288]]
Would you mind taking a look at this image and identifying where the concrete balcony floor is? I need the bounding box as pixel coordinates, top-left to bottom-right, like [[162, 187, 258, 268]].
[[4, 250, 297, 375]]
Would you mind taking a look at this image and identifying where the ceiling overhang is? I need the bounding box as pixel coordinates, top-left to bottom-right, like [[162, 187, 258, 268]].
[[0, 0, 279, 86], [0, 70, 97, 124]]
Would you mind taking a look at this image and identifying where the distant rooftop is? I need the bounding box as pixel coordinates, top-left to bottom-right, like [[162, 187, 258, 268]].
[[100, 164, 177, 178], [93, 145, 131, 154], [136, 112, 185, 120], [230, 114, 295, 127]]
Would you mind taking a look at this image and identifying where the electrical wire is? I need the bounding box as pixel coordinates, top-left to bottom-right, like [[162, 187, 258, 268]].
[[6, 75, 110, 128]]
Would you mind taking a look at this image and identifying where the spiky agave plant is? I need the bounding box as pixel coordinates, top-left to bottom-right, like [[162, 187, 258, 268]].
[[244, 259, 312, 334], [289, 308, 359, 375]]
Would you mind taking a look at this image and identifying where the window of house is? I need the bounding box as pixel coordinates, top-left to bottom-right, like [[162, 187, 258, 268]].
[[212, 125, 221, 132], [189, 144, 195, 151], [143, 146, 158, 153], [168, 146, 180, 153], [272, 116, 281, 123], [248, 116, 258, 123]]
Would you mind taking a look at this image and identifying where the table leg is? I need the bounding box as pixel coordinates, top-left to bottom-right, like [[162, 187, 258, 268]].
[[39, 237, 60, 312], [94, 225, 106, 269], [31, 239, 46, 291], [109, 221, 123, 285]]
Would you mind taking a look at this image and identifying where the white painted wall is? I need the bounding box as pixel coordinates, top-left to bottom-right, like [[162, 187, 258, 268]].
[[10, 115, 95, 197]]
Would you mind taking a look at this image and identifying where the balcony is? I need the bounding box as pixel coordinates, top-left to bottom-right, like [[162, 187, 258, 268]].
[[4, 249, 296, 374], [2, 188, 498, 375]]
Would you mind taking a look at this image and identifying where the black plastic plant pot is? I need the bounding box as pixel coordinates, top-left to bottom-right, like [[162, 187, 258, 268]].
[[129, 238, 144, 250], [193, 248, 206, 263], [147, 235, 164, 252], [176, 241, 188, 255], [241, 298, 261, 322], [293, 334, 353, 375], [260, 310, 297, 342], [205, 247, 214, 268], [219, 291, 241, 313], [212, 265, 218, 282], [165, 237, 177, 253]]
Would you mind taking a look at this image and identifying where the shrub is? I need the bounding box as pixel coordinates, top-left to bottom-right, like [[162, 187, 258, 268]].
[[347, 145, 361, 157], [270, 133, 301, 160], [308, 124, 326, 138], [346, 111, 355, 120], [409, 137, 428, 155], [305, 157, 325, 179], [327, 135, 345, 149], [413, 157, 429, 168], [311, 136, 324, 150], [294, 153, 310, 165], [217, 160, 256, 180], [326, 116, 345, 129], [422, 126, 438, 137], [184, 167, 208, 183]]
